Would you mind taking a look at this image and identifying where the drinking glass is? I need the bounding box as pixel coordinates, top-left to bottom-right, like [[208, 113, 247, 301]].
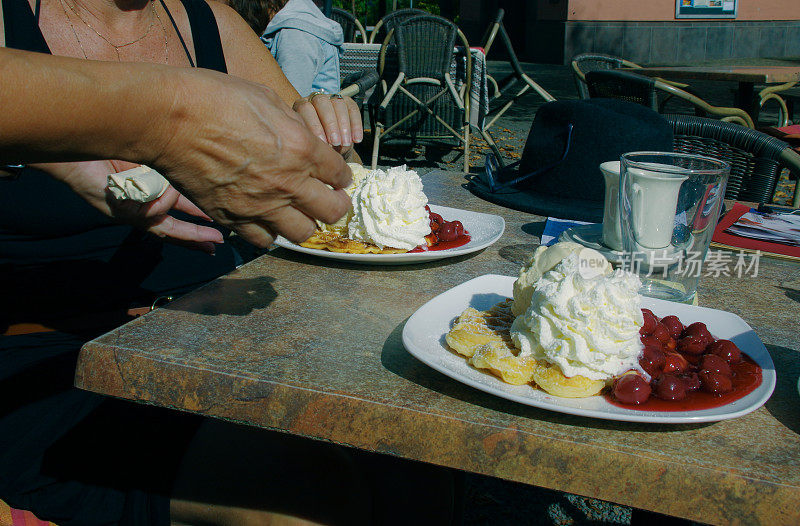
[[619, 152, 730, 303]]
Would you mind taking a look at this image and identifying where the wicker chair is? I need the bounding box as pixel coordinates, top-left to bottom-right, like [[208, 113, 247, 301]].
[[368, 8, 426, 43], [666, 114, 800, 206], [586, 70, 755, 128], [369, 14, 471, 172], [477, 8, 555, 167], [571, 53, 643, 99], [759, 81, 798, 127], [328, 7, 367, 44]]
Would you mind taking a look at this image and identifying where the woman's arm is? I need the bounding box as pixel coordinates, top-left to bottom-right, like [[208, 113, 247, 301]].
[[208, 2, 301, 106], [0, 48, 171, 164], [0, 47, 352, 247]]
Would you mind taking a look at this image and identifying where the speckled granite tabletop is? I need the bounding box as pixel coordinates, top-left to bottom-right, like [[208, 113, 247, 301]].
[[75, 169, 800, 525]]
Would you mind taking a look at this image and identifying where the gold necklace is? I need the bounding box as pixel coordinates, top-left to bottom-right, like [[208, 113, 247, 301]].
[[59, 0, 166, 62]]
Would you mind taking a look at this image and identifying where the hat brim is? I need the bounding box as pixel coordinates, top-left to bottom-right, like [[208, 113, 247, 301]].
[[468, 177, 604, 223]]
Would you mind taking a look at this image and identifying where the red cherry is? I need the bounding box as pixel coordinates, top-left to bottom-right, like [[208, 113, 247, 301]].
[[660, 315, 684, 340], [700, 371, 733, 394], [428, 212, 444, 225], [640, 335, 661, 349], [652, 324, 671, 344], [680, 372, 701, 392], [683, 351, 703, 366], [682, 322, 713, 345], [653, 374, 687, 401], [663, 352, 689, 374], [640, 309, 658, 336], [700, 354, 732, 376], [677, 336, 706, 355], [707, 340, 742, 364], [437, 222, 459, 242], [639, 345, 665, 378], [613, 374, 652, 405], [452, 220, 464, 237], [736, 361, 761, 376]]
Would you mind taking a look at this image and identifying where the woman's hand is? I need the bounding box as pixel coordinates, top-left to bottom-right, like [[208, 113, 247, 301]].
[[292, 93, 363, 156], [37, 160, 224, 254], [150, 72, 352, 248]]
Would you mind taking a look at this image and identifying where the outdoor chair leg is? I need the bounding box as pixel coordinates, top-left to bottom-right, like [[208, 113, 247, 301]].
[[463, 124, 470, 173], [371, 124, 383, 169], [480, 129, 506, 168]]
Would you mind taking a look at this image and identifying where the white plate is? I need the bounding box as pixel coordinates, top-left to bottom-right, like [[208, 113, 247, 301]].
[[273, 205, 505, 265], [402, 274, 776, 423]]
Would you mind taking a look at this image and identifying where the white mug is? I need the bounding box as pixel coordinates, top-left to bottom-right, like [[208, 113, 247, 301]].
[[600, 161, 622, 251], [628, 166, 688, 249]]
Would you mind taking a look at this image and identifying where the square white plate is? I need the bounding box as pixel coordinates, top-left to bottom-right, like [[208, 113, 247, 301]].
[[402, 274, 775, 423], [273, 205, 505, 265]]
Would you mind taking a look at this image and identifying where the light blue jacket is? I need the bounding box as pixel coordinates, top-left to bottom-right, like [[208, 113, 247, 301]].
[[262, 0, 343, 97]]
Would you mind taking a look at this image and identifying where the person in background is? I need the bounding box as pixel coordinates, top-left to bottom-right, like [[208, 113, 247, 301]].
[[261, 0, 343, 97], [225, 0, 270, 36]]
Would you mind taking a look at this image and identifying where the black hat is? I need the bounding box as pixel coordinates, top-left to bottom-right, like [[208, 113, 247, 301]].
[[470, 98, 674, 222]]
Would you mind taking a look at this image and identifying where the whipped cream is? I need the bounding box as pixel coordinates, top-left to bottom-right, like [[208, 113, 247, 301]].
[[317, 163, 369, 234], [347, 165, 430, 249], [510, 244, 643, 381]]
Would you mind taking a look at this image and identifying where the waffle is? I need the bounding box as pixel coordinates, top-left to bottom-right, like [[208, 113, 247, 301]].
[[530, 362, 605, 398], [300, 230, 410, 254], [446, 299, 605, 397]]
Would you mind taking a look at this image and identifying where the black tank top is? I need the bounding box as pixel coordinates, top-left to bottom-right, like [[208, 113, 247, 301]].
[[0, 0, 237, 321]]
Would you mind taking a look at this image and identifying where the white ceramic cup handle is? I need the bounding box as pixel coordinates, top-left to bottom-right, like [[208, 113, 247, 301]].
[[632, 182, 644, 239]]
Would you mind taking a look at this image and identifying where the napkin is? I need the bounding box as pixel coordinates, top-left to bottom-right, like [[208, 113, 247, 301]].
[[107, 165, 169, 203], [541, 217, 593, 246]]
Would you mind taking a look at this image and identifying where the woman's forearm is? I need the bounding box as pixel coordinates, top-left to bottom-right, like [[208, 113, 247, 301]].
[[0, 47, 171, 164], [0, 46, 354, 248]]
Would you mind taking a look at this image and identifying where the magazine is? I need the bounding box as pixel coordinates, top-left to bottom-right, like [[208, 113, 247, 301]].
[[724, 210, 800, 247]]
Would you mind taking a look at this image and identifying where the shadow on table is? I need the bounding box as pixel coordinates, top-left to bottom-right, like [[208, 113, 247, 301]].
[[380, 321, 711, 433], [779, 286, 800, 304], [498, 242, 541, 266], [165, 276, 278, 316], [763, 344, 800, 434]]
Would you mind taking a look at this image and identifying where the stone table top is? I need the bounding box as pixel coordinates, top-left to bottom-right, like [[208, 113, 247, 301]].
[[75, 169, 800, 525]]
